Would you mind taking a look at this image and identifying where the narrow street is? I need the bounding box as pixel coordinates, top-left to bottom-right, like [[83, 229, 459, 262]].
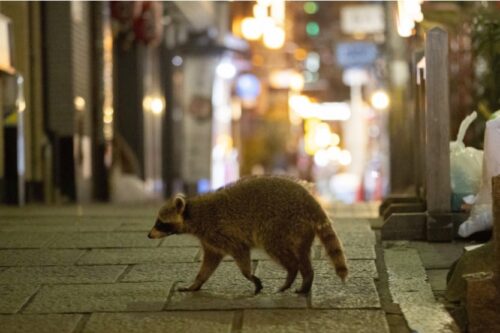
[[1, 1, 499, 332], [0, 203, 458, 333]]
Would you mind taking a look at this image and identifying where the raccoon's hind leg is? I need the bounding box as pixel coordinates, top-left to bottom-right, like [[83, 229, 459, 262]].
[[178, 247, 223, 292], [264, 247, 298, 292], [231, 247, 263, 295], [275, 253, 299, 292], [295, 252, 314, 294], [295, 232, 315, 294]]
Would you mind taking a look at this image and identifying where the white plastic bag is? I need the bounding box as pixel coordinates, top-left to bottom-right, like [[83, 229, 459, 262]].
[[450, 111, 483, 196], [459, 116, 500, 237]]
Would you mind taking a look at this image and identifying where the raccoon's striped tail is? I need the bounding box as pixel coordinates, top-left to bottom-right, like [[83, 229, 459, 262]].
[[315, 219, 348, 282]]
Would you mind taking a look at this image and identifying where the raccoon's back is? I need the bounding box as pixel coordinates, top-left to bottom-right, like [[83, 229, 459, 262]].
[[220, 176, 326, 222]]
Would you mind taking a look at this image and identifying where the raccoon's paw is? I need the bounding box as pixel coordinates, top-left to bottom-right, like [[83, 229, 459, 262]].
[[294, 288, 311, 295], [253, 275, 263, 295], [177, 285, 200, 292], [278, 285, 291, 293]]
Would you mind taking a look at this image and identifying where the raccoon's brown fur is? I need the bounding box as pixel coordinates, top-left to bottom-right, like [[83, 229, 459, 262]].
[[148, 175, 348, 294]]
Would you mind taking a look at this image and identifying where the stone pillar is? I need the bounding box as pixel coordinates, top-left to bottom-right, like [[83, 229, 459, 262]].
[[424, 27, 453, 241]]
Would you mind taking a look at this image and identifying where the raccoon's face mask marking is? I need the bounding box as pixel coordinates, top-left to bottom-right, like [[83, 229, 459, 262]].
[[148, 194, 186, 239], [148, 218, 178, 239]]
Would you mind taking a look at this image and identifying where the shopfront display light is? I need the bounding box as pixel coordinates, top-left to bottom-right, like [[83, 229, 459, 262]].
[[370, 90, 390, 110], [241, 17, 262, 41], [396, 0, 424, 38], [263, 25, 285, 49], [240, 0, 285, 50], [306, 21, 320, 37], [172, 55, 183, 66], [305, 52, 320, 72], [74, 96, 86, 111], [313, 122, 333, 149], [253, 4, 267, 19], [292, 101, 351, 121], [150, 97, 165, 115], [304, 2, 319, 15], [339, 150, 352, 166], [290, 72, 305, 92], [216, 62, 237, 80], [314, 149, 330, 167]]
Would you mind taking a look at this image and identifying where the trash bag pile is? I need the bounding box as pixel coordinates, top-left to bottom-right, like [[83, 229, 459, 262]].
[[453, 111, 500, 238]]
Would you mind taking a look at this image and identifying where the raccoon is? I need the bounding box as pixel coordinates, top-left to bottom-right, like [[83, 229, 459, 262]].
[[148, 176, 348, 294]]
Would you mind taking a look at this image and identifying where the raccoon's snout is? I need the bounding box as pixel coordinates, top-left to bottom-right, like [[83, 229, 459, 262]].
[[148, 229, 163, 239]]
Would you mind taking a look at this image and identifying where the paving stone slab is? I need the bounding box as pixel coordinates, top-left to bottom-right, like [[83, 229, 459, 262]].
[[384, 244, 460, 332], [125, 261, 256, 284], [83, 311, 234, 333], [25, 282, 173, 313], [0, 284, 39, 313], [0, 216, 81, 225], [410, 241, 465, 269], [0, 233, 56, 249], [160, 235, 201, 247], [333, 218, 373, 228], [0, 265, 127, 284], [72, 205, 156, 217], [0, 249, 85, 266], [0, 216, 146, 224], [313, 230, 376, 246], [317, 244, 376, 260], [121, 262, 201, 283], [311, 276, 380, 309], [75, 217, 149, 224], [242, 309, 389, 333], [48, 232, 161, 248], [168, 278, 307, 310], [117, 222, 153, 232], [337, 230, 376, 245], [77, 247, 199, 265], [0, 314, 82, 333], [0, 223, 120, 232], [0, 205, 157, 218], [314, 259, 378, 278], [256, 259, 377, 279]]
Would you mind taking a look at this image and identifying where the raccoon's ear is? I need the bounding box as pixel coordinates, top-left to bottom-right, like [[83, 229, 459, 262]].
[[174, 194, 186, 214]]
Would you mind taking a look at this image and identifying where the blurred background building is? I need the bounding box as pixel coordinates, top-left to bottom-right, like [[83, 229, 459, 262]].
[[0, 1, 499, 205]]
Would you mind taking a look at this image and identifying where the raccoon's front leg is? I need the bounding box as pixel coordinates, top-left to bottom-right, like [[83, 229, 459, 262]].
[[232, 248, 263, 295], [178, 248, 223, 292]]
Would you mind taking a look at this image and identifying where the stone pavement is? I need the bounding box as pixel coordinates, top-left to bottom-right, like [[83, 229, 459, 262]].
[[0, 202, 456, 332]]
